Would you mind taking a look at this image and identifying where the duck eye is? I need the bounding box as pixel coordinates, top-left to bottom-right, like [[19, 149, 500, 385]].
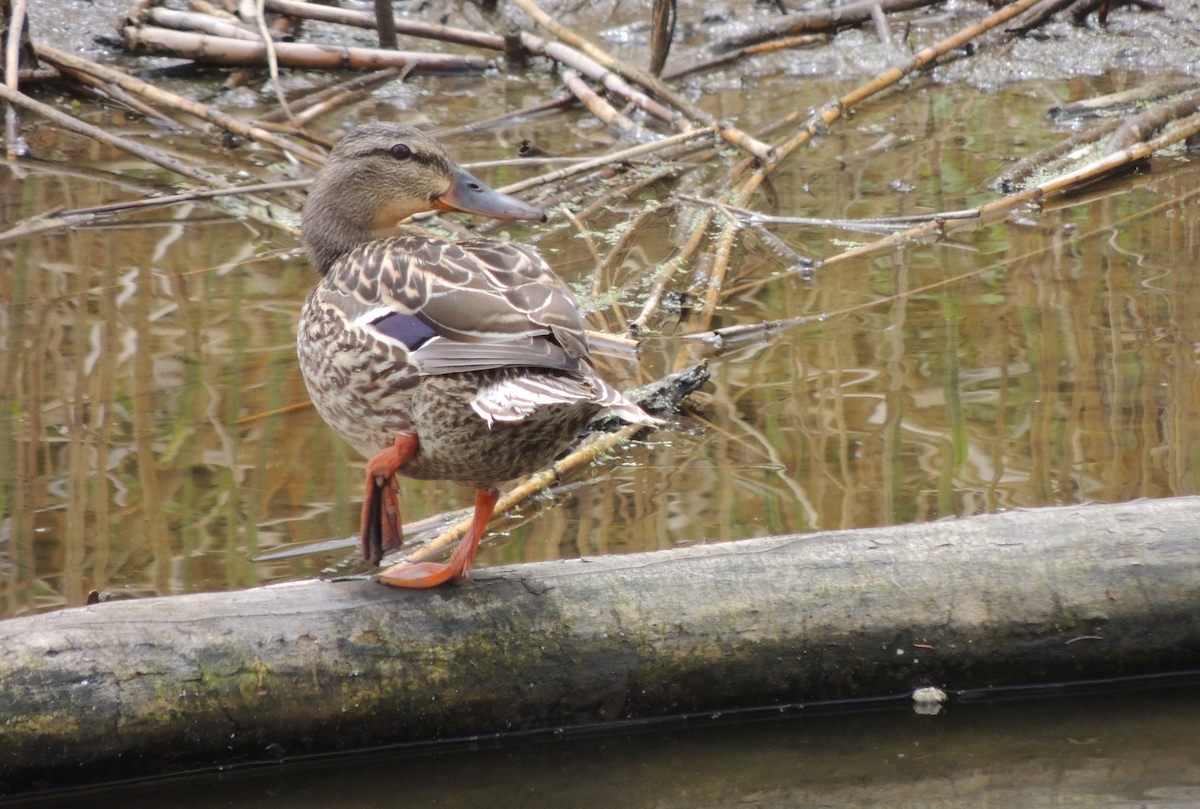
[[390, 143, 412, 160]]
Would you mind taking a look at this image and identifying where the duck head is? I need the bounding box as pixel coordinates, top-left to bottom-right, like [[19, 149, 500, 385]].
[[302, 123, 546, 274]]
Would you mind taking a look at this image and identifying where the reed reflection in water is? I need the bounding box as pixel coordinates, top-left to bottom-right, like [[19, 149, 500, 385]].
[[2, 85, 1199, 620]]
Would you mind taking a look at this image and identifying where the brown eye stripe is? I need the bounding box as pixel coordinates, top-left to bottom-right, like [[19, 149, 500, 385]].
[[367, 147, 452, 173]]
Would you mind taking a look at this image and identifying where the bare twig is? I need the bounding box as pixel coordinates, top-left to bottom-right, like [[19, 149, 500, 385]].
[[254, 0, 297, 126], [433, 94, 575, 137], [679, 0, 1045, 336], [591, 202, 673, 297], [824, 109, 1200, 269], [257, 66, 402, 123], [0, 177, 310, 245], [679, 194, 977, 232], [35, 41, 328, 166], [493, 126, 717, 196], [61, 69, 191, 132], [509, 0, 777, 164], [991, 117, 1123, 191], [4, 0, 29, 158], [630, 207, 717, 333], [712, 0, 940, 51], [263, 0, 505, 49], [147, 7, 270, 41], [562, 206, 601, 263], [120, 26, 488, 76], [663, 33, 826, 81], [0, 82, 227, 186], [562, 69, 640, 137], [1102, 88, 1200, 156]]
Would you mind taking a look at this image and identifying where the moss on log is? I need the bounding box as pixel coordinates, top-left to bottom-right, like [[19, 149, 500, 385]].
[[3, 497, 1200, 794]]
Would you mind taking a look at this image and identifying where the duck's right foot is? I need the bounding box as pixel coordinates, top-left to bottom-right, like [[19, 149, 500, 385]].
[[360, 431, 419, 565]]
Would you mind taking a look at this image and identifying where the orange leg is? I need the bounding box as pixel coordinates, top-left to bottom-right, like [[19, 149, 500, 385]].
[[361, 431, 419, 565], [379, 487, 500, 588]]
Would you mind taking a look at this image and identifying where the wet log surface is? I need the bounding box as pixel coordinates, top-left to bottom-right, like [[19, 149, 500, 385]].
[[3, 496, 1200, 794]]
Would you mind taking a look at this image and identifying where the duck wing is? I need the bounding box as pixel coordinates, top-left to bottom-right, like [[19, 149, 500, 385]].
[[323, 234, 592, 376]]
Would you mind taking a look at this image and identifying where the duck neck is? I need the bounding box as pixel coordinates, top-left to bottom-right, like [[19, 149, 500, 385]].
[[301, 184, 376, 276]]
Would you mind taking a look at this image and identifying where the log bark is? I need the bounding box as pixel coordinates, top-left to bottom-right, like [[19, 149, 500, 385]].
[[3, 497, 1200, 793]]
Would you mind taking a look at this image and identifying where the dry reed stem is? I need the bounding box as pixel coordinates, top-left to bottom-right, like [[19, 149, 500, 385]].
[[34, 42, 328, 166], [1102, 88, 1200, 156], [263, 0, 505, 49], [532, 39, 680, 127], [591, 202, 672, 297], [4, 0, 28, 159], [562, 206, 601, 262], [0, 82, 227, 186], [433, 95, 575, 138], [121, 25, 486, 77], [630, 206, 718, 333], [63, 69, 190, 131], [259, 0, 684, 132], [679, 0, 1044, 338], [190, 0, 240, 23], [691, 109, 1200, 349], [663, 33, 826, 81], [690, 167, 1200, 353], [712, 0, 939, 51], [578, 165, 680, 220], [492, 126, 717, 196], [562, 69, 639, 136], [147, 7, 265, 41], [509, 0, 777, 164], [257, 66, 402, 124], [253, 0, 297, 127], [992, 117, 1123, 191], [822, 108, 1200, 269]]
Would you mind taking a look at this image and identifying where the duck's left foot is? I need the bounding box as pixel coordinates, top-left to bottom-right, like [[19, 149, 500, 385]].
[[380, 487, 499, 588], [361, 431, 419, 565]]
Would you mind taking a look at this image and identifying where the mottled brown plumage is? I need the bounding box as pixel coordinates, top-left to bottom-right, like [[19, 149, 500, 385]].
[[297, 123, 657, 587]]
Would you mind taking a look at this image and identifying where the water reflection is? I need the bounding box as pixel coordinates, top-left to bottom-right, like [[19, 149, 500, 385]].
[[2, 77, 1200, 618], [12, 682, 1200, 807]]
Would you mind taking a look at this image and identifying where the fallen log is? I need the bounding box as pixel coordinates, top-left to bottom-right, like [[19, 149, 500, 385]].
[[3, 496, 1200, 794]]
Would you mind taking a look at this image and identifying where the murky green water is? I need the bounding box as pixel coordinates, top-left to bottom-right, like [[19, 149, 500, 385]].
[[3, 0, 1200, 800]]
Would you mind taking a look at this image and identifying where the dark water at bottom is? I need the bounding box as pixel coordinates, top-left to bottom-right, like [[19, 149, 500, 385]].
[[12, 678, 1200, 808]]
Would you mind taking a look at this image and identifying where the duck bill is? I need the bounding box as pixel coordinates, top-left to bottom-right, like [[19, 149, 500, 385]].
[[434, 168, 547, 222]]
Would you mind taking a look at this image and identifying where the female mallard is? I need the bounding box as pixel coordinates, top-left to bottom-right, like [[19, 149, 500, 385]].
[[298, 123, 657, 588]]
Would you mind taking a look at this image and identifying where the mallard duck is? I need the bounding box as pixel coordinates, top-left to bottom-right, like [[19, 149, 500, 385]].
[[298, 123, 658, 588]]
